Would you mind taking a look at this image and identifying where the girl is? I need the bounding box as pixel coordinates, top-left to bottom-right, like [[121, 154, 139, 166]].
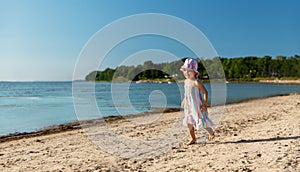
[[180, 58, 215, 145]]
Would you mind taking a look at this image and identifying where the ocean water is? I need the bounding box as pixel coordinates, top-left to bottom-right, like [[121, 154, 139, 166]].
[[0, 81, 300, 135]]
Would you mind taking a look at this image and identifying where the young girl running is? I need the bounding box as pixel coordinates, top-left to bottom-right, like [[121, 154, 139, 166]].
[[180, 58, 215, 145]]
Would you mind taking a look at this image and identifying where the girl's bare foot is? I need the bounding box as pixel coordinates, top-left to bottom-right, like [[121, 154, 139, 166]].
[[187, 139, 196, 145], [209, 133, 215, 141]]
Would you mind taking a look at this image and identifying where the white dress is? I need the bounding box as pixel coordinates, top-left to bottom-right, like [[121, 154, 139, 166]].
[[182, 79, 214, 130]]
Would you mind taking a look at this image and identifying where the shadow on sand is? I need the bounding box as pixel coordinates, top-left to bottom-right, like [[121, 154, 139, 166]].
[[212, 135, 300, 145]]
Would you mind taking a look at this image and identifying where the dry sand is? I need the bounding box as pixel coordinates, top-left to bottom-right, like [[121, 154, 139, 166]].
[[0, 94, 299, 171]]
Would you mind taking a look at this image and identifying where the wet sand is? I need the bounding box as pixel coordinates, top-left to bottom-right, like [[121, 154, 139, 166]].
[[0, 94, 299, 171]]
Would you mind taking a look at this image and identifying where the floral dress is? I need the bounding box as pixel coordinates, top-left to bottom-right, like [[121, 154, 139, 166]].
[[183, 79, 214, 130]]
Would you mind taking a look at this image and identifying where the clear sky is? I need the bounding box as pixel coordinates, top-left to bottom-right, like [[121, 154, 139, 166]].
[[0, 0, 299, 81]]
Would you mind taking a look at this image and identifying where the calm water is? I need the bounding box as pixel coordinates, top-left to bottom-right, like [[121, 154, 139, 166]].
[[0, 81, 300, 135]]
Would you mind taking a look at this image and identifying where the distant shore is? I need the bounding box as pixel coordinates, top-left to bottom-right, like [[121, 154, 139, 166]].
[[86, 78, 300, 84], [259, 79, 300, 84]]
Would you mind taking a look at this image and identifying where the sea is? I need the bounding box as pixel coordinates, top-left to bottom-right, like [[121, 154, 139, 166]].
[[0, 81, 300, 136]]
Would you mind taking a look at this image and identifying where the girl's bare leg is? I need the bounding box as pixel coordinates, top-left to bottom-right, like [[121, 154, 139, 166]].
[[187, 124, 196, 145], [205, 127, 215, 141]]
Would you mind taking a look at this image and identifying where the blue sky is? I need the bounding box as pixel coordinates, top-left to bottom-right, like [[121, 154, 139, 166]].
[[0, 0, 299, 81]]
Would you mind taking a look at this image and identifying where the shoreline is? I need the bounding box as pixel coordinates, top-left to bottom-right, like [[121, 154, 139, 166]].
[[1, 92, 299, 143], [0, 108, 180, 143], [0, 93, 299, 171]]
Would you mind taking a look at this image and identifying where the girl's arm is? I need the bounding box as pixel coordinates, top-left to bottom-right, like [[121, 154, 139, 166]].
[[181, 99, 185, 108], [195, 80, 208, 111]]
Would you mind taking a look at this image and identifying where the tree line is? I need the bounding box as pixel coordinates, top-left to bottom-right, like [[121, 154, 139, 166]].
[[85, 55, 300, 82], [221, 55, 300, 81]]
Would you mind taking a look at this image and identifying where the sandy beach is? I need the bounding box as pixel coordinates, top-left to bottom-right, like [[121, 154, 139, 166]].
[[0, 94, 299, 171]]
